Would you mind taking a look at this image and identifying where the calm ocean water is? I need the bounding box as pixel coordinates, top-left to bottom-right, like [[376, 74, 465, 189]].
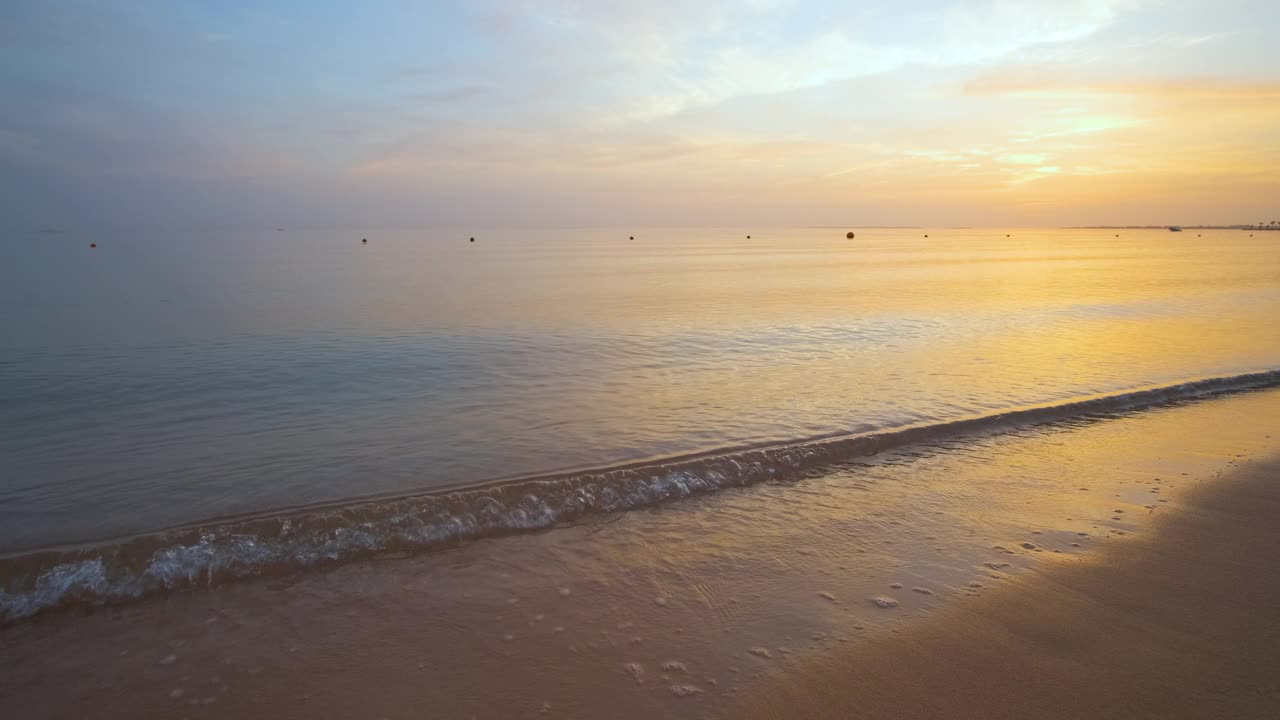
[[1, 227, 1278, 564]]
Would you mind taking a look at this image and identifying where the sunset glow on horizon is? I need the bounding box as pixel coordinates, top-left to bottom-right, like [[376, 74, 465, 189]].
[[2, 0, 1276, 229]]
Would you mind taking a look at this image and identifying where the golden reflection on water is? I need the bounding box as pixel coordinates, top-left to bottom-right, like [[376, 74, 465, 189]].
[[352, 224, 1280, 473], [420, 226, 1280, 448], [341, 227, 1280, 332], [3, 226, 1278, 547]]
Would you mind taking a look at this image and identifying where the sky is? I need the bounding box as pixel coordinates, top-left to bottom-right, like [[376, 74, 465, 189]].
[[1, 0, 1277, 229]]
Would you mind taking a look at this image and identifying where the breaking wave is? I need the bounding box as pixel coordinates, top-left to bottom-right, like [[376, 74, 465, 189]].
[[3, 369, 1278, 623]]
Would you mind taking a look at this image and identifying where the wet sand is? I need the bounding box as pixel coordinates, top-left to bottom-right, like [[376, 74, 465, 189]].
[[738, 454, 1280, 720], [2, 389, 1279, 719]]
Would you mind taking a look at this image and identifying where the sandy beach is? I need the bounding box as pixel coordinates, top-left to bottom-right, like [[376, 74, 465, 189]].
[[739, 454, 1280, 720]]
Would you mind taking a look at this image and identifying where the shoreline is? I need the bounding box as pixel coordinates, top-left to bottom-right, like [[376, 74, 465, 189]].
[[2, 388, 1278, 719], [737, 453, 1280, 719], [5, 368, 1279, 624]]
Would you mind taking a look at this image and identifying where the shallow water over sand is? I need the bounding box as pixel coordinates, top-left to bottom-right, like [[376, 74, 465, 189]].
[[3, 227, 1278, 554]]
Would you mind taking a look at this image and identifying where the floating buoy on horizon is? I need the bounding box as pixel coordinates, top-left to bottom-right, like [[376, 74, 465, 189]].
[[746, 235, 751, 239], [362, 238, 367, 244], [629, 235, 634, 240], [89, 243, 96, 248], [846, 231, 855, 239], [924, 234, 929, 237], [470, 237, 475, 242]]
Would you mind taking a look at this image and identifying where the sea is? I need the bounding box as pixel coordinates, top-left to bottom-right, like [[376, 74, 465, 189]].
[[2, 226, 1278, 621]]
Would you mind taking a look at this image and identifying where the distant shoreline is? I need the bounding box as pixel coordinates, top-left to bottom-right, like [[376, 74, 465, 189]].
[[806, 225, 1277, 231], [1065, 225, 1277, 230]]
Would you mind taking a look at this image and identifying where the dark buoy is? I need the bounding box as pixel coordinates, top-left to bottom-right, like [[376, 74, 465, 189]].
[[629, 235, 634, 240], [846, 231, 855, 239], [1006, 234, 1011, 237], [89, 242, 97, 248], [362, 238, 367, 244], [746, 235, 751, 239], [924, 234, 929, 238], [1115, 234, 1119, 237], [470, 237, 475, 242]]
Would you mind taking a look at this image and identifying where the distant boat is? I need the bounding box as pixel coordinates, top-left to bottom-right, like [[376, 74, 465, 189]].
[[1168, 226, 1182, 232]]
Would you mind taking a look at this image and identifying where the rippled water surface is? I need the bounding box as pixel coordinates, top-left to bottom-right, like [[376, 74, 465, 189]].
[[2, 227, 1279, 551]]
